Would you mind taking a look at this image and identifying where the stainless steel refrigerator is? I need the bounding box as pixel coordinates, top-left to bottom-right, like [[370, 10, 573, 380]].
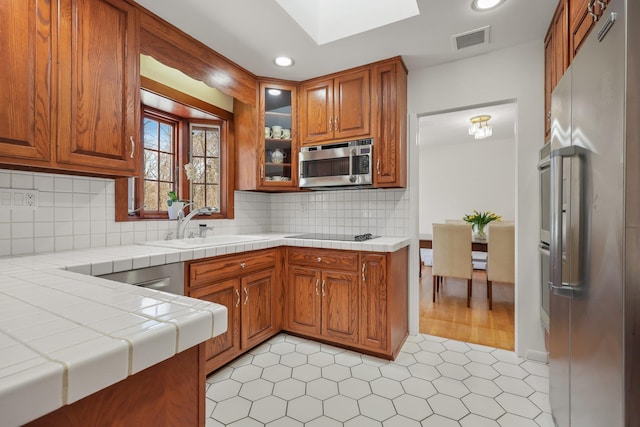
[[548, 0, 640, 426]]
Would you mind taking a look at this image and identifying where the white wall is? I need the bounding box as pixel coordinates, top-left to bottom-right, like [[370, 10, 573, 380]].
[[419, 136, 516, 235], [408, 40, 546, 359]]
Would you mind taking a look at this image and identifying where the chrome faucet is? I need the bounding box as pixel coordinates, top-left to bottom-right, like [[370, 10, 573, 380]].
[[176, 204, 216, 239]]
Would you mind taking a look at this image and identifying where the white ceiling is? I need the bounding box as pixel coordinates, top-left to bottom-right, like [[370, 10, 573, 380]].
[[419, 102, 516, 147], [132, 0, 557, 81]]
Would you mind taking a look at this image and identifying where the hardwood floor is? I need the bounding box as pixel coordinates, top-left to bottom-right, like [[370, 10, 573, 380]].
[[419, 265, 515, 351]]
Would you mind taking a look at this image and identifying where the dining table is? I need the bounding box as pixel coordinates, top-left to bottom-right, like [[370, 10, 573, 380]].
[[418, 233, 488, 277]]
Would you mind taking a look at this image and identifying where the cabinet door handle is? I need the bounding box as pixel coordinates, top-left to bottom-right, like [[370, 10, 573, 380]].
[[129, 136, 135, 159], [260, 164, 264, 179], [240, 262, 246, 269], [328, 117, 333, 132], [235, 289, 240, 307], [335, 115, 339, 131], [315, 279, 319, 296], [376, 158, 381, 175], [244, 288, 249, 305], [362, 263, 366, 281], [321, 280, 326, 297], [588, 0, 598, 21]]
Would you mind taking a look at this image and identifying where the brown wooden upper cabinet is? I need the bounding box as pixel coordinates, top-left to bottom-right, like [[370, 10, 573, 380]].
[[569, 0, 610, 59], [544, 0, 611, 141], [56, 0, 140, 176], [372, 59, 407, 188], [299, 69, 370, 145], [0, 0, 140, 177], [0, 0, 53, 168], [258, 81, 298, 190], [544, 0, 568, 140]]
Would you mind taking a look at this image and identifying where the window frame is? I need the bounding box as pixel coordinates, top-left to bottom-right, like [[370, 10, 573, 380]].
[[137, 107, 185, 219]]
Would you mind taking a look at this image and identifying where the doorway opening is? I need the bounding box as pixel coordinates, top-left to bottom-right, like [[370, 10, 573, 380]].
[[417, 100, 516, 350]]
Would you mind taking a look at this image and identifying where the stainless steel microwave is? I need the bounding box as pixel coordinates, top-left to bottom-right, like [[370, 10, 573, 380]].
[[299, 139, 373, 188]]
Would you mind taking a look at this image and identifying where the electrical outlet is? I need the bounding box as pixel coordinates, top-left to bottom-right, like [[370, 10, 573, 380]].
[[25, 190, 37, 208], [0, 188, 39, 211]]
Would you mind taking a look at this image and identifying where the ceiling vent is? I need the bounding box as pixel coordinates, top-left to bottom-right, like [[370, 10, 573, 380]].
[[451, 25, 490, 51]]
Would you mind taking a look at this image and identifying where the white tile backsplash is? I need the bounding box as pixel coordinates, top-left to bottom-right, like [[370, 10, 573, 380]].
[[270, 188, 409, 237], [0, 169, 409, 256]]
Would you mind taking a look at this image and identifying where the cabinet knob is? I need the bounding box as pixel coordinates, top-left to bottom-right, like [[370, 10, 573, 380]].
[[240, 262, 246, 269], [317, 257, 322, 262]]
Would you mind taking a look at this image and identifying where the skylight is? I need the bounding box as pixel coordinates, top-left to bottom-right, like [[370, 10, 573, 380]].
[[274, 0, 420, 45]]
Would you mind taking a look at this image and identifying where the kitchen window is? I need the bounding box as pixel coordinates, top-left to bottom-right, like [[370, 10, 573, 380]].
[[116, 78, 234, 221]]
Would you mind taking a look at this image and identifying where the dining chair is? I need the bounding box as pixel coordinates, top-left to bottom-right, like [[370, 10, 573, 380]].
[[486, 223, 515, 310], [445, 219, 466, 224], [432, 223, 473, 307]]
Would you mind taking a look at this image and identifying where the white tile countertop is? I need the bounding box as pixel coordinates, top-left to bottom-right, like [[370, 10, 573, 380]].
[[0, 233, 409, 426]]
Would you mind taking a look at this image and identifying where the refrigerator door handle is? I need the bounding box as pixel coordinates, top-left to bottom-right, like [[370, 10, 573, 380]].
[[550, 146, 587, 298]]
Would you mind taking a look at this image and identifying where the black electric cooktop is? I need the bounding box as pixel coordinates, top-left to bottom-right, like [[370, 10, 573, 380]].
[[287, 233, 380, 242]]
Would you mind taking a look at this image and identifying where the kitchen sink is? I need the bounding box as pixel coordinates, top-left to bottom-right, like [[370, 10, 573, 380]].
[[139, 235, 271, 249]]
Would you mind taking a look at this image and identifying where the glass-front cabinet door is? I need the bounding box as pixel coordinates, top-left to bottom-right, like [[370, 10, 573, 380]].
[[259, 81, 297, 190]]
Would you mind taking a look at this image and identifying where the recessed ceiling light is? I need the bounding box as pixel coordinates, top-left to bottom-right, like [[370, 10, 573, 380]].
[[268, 89, 282, 96], [274, 56, 295, 67], [471, 0, 506, 11]]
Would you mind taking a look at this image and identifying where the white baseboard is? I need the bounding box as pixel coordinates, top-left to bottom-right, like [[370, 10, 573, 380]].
[[526, 349, 548, 363]]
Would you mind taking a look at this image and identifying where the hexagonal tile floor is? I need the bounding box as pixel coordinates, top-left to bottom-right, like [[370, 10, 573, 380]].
[[205, 333, 553, 426]]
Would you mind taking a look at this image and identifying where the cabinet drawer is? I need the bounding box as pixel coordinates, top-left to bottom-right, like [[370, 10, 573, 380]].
[[287, 247, 359, 272], [189, 249, 277, 288]]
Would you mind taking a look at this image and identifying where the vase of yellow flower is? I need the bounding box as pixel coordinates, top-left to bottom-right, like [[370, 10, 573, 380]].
[[462, 210, 501, 242]]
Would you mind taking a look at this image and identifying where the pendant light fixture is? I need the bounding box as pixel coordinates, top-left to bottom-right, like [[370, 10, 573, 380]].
[[468, 115, 493, 139]]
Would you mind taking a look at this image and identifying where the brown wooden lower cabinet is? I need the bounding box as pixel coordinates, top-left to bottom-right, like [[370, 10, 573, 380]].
[[360, 249, 409, 358], [187, 246, 408, 374], [285, 246, 408, 359], [187, 249, 281, 374], [25, 343, 206, 427], [287, 265, 360, 346]]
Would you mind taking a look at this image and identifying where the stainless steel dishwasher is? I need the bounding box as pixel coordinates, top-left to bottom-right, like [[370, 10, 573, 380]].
[[98, 263, 185, 295]]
